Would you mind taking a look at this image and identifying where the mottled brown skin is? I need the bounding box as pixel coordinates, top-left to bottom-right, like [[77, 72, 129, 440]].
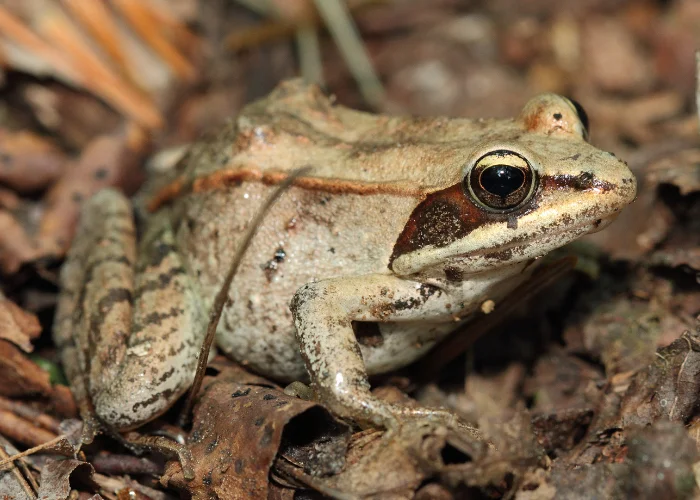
[[55, 80, 636, 431]]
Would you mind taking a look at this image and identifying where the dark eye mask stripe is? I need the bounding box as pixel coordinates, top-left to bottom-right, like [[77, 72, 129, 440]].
[[388, 172, 613, 268]]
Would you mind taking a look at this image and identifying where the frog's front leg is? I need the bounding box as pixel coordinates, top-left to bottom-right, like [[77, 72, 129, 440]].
[[291, 274, 471, 432], [54, 189, 206, 430]]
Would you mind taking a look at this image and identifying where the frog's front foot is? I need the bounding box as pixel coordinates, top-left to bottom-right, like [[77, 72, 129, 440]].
[[292, 276, 487, 443], [320, 383, 482, 441]]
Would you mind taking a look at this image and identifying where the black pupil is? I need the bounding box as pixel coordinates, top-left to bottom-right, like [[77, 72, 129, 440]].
[[480, 165, 525, 197]]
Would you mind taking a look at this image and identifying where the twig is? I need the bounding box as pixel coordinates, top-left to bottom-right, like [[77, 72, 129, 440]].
[[0, 441, 36, 498], [0, 434, 66, 469], [177, 167, 312, 428]]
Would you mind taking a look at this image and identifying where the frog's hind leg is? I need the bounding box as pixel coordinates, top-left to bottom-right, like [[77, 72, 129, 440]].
[[54, 189, 206, 431]]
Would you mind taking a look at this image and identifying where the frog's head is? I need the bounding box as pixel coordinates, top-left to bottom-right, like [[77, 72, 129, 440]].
[[389, 94, 637, 277]]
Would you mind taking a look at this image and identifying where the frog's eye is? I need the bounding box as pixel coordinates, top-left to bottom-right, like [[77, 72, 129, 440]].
[[568, 98, 590, 140], [466, 151, 536, 211]]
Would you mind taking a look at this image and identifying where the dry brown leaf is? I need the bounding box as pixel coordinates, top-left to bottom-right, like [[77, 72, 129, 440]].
[[161, 364, 349, 498], [0, 129, 66, 192], [0, 294, 40, 352], [617, 331, 700, 427], [0, 210, 38, 273], [0, 339, 52, 398], [37, 127, 148, 256], [36, 458, 98, 500]]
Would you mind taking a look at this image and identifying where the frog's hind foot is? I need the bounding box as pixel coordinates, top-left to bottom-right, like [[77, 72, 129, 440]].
[[122, 430, 195, 480]]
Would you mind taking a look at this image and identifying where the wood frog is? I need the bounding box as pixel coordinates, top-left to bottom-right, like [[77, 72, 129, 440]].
[[54, 80, 636, 432]]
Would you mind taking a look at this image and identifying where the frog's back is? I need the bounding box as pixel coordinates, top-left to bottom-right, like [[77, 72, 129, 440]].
[[153, 79, 524, 208]]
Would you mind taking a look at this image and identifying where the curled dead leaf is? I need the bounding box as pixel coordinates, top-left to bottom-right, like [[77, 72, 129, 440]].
[[36, 458, 98, 500], [161, 365, 350, 498]]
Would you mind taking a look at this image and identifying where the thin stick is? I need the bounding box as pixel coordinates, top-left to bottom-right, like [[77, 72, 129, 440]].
[[0, 442, 36, 498], [0, 435, 66, 469], [178, 167, 311, 427]]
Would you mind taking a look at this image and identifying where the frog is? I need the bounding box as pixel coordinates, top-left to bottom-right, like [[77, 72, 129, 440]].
[[54, 79, 636, 433]]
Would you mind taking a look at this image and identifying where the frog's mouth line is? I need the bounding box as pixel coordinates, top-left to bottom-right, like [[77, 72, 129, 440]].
[[459, 212, 619, 261]]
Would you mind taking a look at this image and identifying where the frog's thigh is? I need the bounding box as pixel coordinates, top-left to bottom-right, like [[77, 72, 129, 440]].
[[290, 275, 446, 428], [56, 190, 205, 430]]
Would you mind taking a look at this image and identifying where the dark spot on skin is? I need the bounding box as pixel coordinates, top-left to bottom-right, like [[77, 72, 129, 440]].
[[542, 172, 614, 192], [263, 247, 286, 281], [274, 400, 289, 408], [254, 417, 265, 426], [72, 192, 83, 203], [94, 168, 109, 180], [82, 253, 133, 287], [235, 459, 244, 474], [263, 394, 276, 400], [507, 215, 518, 229], [132, 307, 183, 334], [444, 266, 463, 282], [133, 266, 186, 299], [419, 283, 439, 301], [260, 423, 274, 447], [96, 287, 133, 315], [149, 242, 177, 267], [157, 367, 175, 383], [131, 387, 176, 413], [329, 247, 335, 254], [553, 113, 563, 120], [488, 248, 514, 262], [563, 153, 581, 161], [352, 321, 384, 347], [231, 388, 251, 398], [393, 297, 421, 311]]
